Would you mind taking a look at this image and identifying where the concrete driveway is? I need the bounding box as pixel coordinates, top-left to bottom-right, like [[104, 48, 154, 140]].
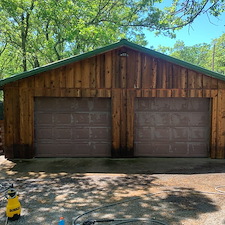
[[1, 156, 225, 225]]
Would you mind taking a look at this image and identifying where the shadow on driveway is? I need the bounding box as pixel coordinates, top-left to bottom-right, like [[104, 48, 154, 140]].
[[0, 157, 224, 224]]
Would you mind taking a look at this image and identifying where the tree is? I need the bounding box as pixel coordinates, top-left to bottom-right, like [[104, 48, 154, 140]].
[[157, 33, 225, 75], [0, 0, 224, 77], [157, 41, 211, 68], [208, 34, 225, 74]]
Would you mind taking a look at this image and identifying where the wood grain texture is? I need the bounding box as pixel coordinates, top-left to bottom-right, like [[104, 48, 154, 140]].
[[3, 46, 225, 158]]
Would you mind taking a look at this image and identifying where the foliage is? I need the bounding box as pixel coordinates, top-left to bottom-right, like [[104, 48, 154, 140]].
[[157, 33, 225, 74], [0, 0, 224, 77]]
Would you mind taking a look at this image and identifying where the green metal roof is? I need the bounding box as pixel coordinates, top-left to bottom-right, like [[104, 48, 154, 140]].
[[1, 39, 225, 87]]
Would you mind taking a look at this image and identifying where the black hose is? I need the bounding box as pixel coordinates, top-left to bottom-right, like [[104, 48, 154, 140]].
[[82, 218, 168, 225], [73, 191, 170, 225], [73, 187, 225, 225]]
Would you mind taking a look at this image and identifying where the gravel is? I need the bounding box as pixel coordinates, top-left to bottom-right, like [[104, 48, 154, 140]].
[[0, 156, 225, 225]]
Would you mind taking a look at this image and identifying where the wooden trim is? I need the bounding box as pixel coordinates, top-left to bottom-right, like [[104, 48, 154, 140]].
[[211, 95, 217, 158], [127, 90, 135, 156], [216, 90, 225, 158], [112, 89, 121, 156]]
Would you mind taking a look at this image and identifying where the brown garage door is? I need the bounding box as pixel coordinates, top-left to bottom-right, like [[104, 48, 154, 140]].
[[34, 97, 111, 157], [135, 98, 210, 157]]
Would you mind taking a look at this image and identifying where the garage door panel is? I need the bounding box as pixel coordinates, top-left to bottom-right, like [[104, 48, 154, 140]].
[[189, 113, 209, 126], [154, 143, 171, 154], [55, 113, 72, 125], [152, 127, 171, 141], [92, 98, 111, 111], [73, 113, 90, 125], [36, 113, 53, 125], [172, 128, 188, 141], [54, 128, 72, 140], [171, 113, 189, 126], [36, 128, 53, 140], [173, 143, 189, 155], [134, 143, 154, 156], [35, 97, 111, 157], [135, 128, 152, 141], [135, 100, 150, 111], [135, 98, 210, 157], [170, 99, 189, 111], [72, 128, 90, 140], [188, 99, 209, 111], [155, 113, 171, 126], [151, 99, 171, 111], [189, 143, 208, 156], [189, 127, 209, 141], [72, 143, 91, 156], [135, 113, 155, 126], [91, 128, 111, 140], [74, 99, 90, 111], [90, 113, 110, 126], [92, 143, 111, 156]]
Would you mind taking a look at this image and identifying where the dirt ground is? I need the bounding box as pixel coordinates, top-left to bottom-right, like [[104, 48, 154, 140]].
[[1, 156, 225, 225]]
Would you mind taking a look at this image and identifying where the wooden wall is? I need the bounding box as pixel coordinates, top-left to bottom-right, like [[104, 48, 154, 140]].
[[0, 120, 4, 154], [3, 47, 225, 158]]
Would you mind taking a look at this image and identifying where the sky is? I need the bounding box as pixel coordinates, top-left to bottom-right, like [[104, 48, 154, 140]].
[[145, 8, 225, 49]]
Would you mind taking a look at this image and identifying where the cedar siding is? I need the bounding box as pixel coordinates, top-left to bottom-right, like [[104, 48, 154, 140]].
[[1, 40, 225, 158]]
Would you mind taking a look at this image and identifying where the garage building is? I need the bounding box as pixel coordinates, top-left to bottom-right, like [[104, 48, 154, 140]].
[[1, 39, 225, 158]]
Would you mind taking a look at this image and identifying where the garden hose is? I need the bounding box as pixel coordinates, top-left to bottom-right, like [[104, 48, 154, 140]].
[[73, 186, 225, 225], [82, 218, 168, 225]]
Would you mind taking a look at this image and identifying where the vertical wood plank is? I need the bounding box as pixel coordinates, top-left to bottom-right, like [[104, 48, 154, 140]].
[[166, 63, 173, 89], [151, 57, 157, 88], [127, 90, 135, 156], [53, 68, 60, 89], [136, 89, 141, 97], [44, 69, 56, 88], [100, 54, 105, 88], [34, 72, 45, 88], [156, 60, 163, 88], [4, 88, 19, 158], [81, 59, 90, 88], [90, 57, 96, 88], [66, 64, 74, 88], [203, 75, 212, 89], [127, 49, 135, 88], [120, 89, 127, 155], [74, 61, 82, 88], [141, 55, 151, 88], [172, 65, 179, 88], [59, 66, 66, 88], [218, 80, 225, 89], [19, 89, 28, 144], [28, 89, 34, 157], [112, 89, 121, 156], [180, 67, 188, 89], [211, 95, 218, 158], [211, 77, 218, 89], [161, 61, 167, 89], [120, 55, 127, 88], [105, 52, 112, 88], [135, 52, 142, 88], [195, 73, 203, 89], [96, 55, 101, 88], [82, 89, 91, 97], [171, 89, 181, 97], [187, 70, 195, 89], [188, 89, 196, 97], [203, 89, 211, 98], [217, 90, 225, 158]]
